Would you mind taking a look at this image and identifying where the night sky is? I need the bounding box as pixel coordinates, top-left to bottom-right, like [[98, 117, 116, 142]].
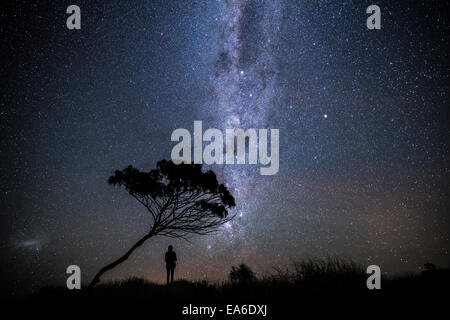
[[1, 0, 449, 296]]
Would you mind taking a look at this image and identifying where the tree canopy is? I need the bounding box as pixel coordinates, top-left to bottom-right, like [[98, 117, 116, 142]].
[[89, 160, 235, 287]]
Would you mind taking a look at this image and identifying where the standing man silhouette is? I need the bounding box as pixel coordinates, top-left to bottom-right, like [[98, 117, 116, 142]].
[[165, 245, 177, 284]]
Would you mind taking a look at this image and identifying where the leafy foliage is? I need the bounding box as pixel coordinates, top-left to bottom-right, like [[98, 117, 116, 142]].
[[229, 264, 256, 285], [108, 160, 236, 237], [89, 160, 235, 287]]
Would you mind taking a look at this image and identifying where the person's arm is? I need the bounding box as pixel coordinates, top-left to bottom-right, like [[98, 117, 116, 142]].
[[174, 253, 177, 262]]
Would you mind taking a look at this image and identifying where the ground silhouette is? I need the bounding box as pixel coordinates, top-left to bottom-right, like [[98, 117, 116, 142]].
[[28, 259, 450, 317]]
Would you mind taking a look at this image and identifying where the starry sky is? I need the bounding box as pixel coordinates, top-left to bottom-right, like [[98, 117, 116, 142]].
[[1, 0, 449, 296]]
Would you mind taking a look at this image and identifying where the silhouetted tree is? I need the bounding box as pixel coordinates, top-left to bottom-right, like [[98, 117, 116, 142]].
[[229, 264, 256, 285], [89, 160, 236, 288]]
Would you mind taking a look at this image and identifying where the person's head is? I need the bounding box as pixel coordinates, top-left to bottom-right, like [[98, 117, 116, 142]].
[[168, 245, 173, 252]]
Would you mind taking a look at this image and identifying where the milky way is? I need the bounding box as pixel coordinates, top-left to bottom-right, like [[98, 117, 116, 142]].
[[208, 0, 282, 239], [1, 0, 448, 296]]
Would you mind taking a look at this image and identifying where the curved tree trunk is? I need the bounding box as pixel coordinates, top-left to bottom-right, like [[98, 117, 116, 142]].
[[88, 231, 154, 288]]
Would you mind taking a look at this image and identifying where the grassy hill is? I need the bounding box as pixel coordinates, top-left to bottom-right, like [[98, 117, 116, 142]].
[[23, 258, 449, 317]]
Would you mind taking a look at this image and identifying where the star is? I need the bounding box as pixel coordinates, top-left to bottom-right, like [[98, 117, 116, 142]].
[[1, 0, 448, 296]]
